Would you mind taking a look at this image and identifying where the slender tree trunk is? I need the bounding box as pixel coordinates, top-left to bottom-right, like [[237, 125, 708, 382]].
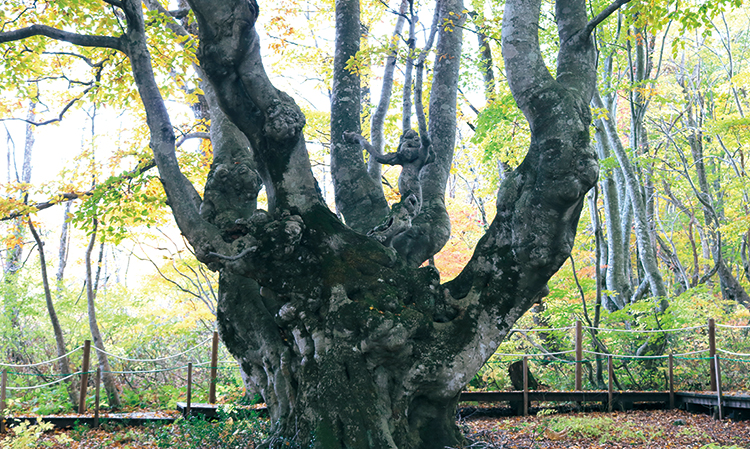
[[3, 101, 36, 362], [85, 221, 121, 409], [592, 90, 667, 307], [593, 112, 631, 311], [367, 0, 409, 181], [55, 201, 72, 293], [413, 5, 439, 141], [476, 27, 495, 101], [28, 220, 77, 405], [678, 62, 750, 312], [401, 0, 416, 133]]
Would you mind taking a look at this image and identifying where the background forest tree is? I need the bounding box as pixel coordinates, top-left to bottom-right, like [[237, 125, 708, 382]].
[[0, 0, 749, 448]]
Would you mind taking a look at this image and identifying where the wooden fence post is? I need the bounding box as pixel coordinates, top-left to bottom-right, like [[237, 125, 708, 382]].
[[523, 356, 529, 417], [575, 320, 582, 391], [209, 331, 219, 404], [715, 355, 723, 420], [607, 355, 613, 413], [78, 340, 91, 414], [708, 318, 716, 392], [668, 354, 674, 409], [186, 362, 193, 418], [1, 369, 6, 433], [94, 367, 101, 428]]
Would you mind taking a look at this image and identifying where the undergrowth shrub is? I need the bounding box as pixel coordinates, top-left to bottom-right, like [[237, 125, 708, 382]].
[[0, 420, 72, 448], [145, 405, 269, 448]]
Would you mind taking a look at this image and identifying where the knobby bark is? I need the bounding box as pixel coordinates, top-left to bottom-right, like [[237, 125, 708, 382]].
[[330, 0, 389, 233], [0, 0, 626, 445]]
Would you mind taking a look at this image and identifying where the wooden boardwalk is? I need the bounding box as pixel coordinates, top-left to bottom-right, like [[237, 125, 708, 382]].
[[459, 390, 750, 420], [2, 390, 748, 430], [4, 411, 177, 428]]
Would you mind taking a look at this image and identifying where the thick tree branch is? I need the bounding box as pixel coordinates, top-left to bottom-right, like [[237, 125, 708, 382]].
[[168, 8, 191, 18], [102, 0, 125, 8], [330, 0, 389, 233], [143, 0, 192, 38], [0, 25, 124, 52], [502, 0, 556, 124], [117, 0, 221, 258], [586, 0, 632, 36], [187, 0, 323, 214], [368, 0, 410, 180], [175, 132, 210, 147]]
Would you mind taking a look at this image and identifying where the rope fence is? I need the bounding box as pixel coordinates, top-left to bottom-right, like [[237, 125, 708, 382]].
[[481, 318, 750, 419], [0, 346, 84, 368], [0, 332, 237, 431], [5, 373, 84, 391], [94, 336, 213, 363], [582, 324, 708, 333], [487, 318, 750, 399], [1, 319, 749, 429]]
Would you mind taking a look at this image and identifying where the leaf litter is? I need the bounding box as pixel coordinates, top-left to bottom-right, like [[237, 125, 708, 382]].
[[22, 408, 750, 448], [458, 409, 750, 448]]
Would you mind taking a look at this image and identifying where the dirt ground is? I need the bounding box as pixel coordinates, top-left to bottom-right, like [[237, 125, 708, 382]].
[[11, 407, 750, 448], [460, 408, 750, 448]]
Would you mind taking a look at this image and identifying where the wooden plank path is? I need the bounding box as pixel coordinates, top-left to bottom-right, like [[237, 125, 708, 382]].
[[4, 412, 177, 428], [459, 390, 750, 420], [460, 390, 750, 408], [175, 401, 267, 418], [3, 323, 750, 430], [1, 390, 748, 430]]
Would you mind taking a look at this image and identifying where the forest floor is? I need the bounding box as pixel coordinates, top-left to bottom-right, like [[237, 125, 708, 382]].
[[460, 408, 750, 448], [8, 408, 750, 448]]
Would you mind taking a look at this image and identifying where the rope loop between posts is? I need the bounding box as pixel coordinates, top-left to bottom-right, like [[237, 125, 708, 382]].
[[715, 323, 750, 329], [491, 350, 576, 358], [509, 325, 575, 332], [717, 348, 750, 357], [721, 357, 750, 363], [583, 350, 667, 359], [104, 365, 189, 375], [582, 324, 706, 333], [0, 346, 83, 368], [5, 372, 82, 391], [582, 349, 711, 360], [5, 371, 79, 377], [93, 337, 212, 363]]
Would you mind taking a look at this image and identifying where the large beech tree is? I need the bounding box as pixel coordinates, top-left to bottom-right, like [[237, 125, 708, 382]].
[[0, 0, 628, 446]]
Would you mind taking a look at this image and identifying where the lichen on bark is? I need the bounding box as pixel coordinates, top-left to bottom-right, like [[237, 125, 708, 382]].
[[101, 0, 614, 446]]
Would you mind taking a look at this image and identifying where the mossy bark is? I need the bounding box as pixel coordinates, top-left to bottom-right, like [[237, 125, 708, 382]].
[[103, 0, 604, 446]]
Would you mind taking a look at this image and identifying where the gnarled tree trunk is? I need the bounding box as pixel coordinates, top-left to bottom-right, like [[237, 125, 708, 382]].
[[0, 0, 622, 445], [179, 0, 599, 446]]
